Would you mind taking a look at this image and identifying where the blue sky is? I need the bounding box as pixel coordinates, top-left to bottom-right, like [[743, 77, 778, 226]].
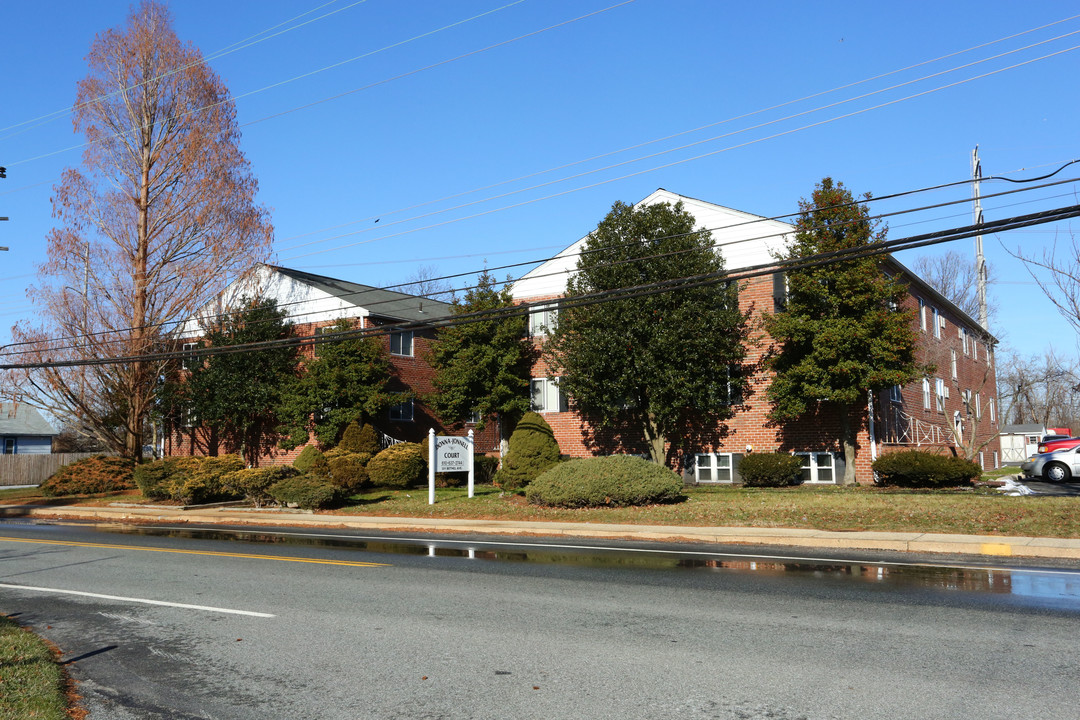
[[1, 0, 1078, 364]]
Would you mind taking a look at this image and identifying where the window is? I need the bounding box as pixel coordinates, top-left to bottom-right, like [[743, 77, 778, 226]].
[[959, 327, 969, 355], [935, 378, 946, 413], [796, 452, 835, 484], [181, 342, 199, 370], [530, 377, 568, 413], [889, 385, 903, 403], [390, 330, 414, 357], [989, 398, 996, 423], [973, 340, 979, 362], [922, 378, 931, 409], [724, 365, 743, 406], [950, 350, 957, 380], [466, 410, 481, 424], [974, 392, 982, 419], [3, 438, 15, 454], [389, 398, 414, 422], [773, 272, 788, 311], [918, 298, 926, 331], [932, 307, 940, 338], [695, 453, 733, 483], [529, 304, 558, 337]]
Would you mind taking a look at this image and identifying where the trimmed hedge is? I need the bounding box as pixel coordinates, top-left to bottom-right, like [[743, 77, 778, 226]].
[[872, 450, 982, 488], [131, 455, 244, 504], [134, 457, 200, 499], [526, 455, 684, 508], [39, 455, 134, 497], [327, 453, 370, 493], [268, 476, 340, 509], [339, 422, 380, 454], [367, 442, 426, 488], [494, 412, 561, 491], [222, 466, 300, 507], [292, 445, 325, 473], [738, 453, 804, 487]]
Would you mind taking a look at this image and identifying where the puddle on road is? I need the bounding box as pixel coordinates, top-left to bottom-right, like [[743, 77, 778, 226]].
[[9, 520, 1080, 609]]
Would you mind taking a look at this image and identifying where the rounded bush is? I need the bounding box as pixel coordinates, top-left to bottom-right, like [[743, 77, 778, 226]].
[[327, 453, 370, 493], [166, 454, 245, 505], [292, 445, 325, 473], [475, 455, 499, 484], [494, 412, 561, 491], [134, 458, 196, 499], [526, 455, 684, 508], [268, 476, 340, 509], [222, 466, 299, 507], [40, 455, 134, 497], [367, 442, 426, 488], [338, 421, 380, 454], [738, 453, 804, 487], [872, 450, 981, 488]]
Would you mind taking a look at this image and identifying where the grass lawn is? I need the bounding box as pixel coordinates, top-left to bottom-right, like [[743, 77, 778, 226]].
[[0, 614, 71, 720], [3, 466, 1076, 539]]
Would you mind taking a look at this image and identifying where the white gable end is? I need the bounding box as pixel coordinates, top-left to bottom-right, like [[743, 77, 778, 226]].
[[513, 189, 793, 300], [178, 264, 366, 337]]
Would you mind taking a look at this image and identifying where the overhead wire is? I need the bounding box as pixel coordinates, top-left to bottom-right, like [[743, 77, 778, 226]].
[[4, 170, 1077, 358], [6, 201, 1078, 371]]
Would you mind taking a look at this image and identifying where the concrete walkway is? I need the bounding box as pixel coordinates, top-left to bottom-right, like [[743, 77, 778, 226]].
[[3, 502, 1080, 561]]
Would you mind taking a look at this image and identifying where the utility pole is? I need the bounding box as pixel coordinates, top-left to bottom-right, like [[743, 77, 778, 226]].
[[971, 146, 989, 329]]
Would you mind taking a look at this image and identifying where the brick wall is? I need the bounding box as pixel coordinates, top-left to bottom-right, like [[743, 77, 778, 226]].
[[519, 270, 1001, 483]]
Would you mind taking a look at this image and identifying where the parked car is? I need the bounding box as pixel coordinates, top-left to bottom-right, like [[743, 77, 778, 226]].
[[1022, 445, 1080, 482]]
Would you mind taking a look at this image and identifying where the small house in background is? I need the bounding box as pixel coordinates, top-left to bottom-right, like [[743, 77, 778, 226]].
[[0, 403, 58, 454], [998, 424, 1046, 464]]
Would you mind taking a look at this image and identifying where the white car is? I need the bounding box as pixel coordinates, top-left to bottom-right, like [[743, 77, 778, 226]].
[[1021, 445, 1080, 482]]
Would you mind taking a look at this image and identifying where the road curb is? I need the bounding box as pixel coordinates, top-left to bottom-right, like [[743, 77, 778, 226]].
[[5, 503, 1080, 561]]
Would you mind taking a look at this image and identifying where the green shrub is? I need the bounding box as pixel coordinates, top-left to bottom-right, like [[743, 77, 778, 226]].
[[165, 455, 244, 505], [526, 455, 684, 508], [269, 475, 340, 509], [39, 455, 134, 497], [367, 442, 426, 488], [493, 412, 561, 491], [338, 421, 380, 454], [475, 455, 499, 484], [133, 458, 196, 499], [873, 450, 982, 488], [222, 466, 299, 507], [292, 445, 325, 473], [738, 453, 805, 487], [327, 453, 370, 493]]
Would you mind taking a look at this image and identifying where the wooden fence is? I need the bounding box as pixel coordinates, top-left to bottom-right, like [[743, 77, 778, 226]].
[[0, 453, 106, 487]]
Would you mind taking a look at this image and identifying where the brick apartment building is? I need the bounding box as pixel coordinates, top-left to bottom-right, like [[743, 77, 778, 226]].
[[512, 189, 1001, 484], [165, 264, 497, 465]]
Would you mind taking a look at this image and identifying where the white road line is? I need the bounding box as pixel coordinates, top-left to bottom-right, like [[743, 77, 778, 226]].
[[0, 582, 275, 617]]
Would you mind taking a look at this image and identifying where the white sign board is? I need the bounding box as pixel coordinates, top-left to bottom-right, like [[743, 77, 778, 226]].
[[435, 435, 473, 472]]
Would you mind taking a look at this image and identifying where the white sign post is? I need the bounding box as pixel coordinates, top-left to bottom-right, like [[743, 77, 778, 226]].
[[428, 428, 475, 504]]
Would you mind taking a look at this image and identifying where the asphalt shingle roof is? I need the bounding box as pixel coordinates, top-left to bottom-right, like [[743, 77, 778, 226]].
[[268, 265, 452, 323], [0, 403, 57, 436]]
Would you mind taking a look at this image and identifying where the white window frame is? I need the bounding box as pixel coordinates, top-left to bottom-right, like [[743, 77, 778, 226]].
[[390, 330, 414, 357], [389, 397, 414, 422], [181, 342, 199, 370], [529, 304, 558, 337], [922, 378, 931, 410], [918, 298, 926, 331], [935, 378, 946, 413], [889, 385, 903, 403], [989, 398, 996, 423], [695, 452, 734, 483], [959, 326, 969, 355], [795, 452, 836, 484], [530, 377, 568, 413], [932, 307, 941, 338], [950, 350, 957, 380], [975, 392, 982, 419]]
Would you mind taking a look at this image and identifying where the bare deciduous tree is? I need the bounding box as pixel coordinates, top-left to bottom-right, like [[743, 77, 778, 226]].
[[998, 350, 1080, 431], [391, 265, 454, 303], [1010, 230, 1080, 336], [4, 1, 271, 459], [911, 250, 996, 324]]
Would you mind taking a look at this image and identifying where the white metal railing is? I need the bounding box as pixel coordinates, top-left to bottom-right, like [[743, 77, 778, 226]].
[[376, 428, 406, 449], [881, 408, 952, 446]]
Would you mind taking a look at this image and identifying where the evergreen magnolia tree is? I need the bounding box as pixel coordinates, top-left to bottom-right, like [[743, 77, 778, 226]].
[[276, 320, 396, 449], [427, 271, 533, 442], [764, 178, 922, 484], [546, 200, 748, 465], [170, 298, 298, 465]]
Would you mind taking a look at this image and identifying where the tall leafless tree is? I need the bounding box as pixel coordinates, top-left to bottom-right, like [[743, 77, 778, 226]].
[[4, 2, 272, 459]]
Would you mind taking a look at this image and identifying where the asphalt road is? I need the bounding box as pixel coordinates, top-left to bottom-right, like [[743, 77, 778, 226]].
[[1, 520, 1079, 720]]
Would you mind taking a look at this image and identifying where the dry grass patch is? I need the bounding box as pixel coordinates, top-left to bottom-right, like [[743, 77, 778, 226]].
[[0, 614, 71, 720]]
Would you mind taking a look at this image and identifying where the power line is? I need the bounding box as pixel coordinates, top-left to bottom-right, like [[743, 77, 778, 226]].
[[5, 170, 1077, 357], [6, 202, 1077, 371]]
